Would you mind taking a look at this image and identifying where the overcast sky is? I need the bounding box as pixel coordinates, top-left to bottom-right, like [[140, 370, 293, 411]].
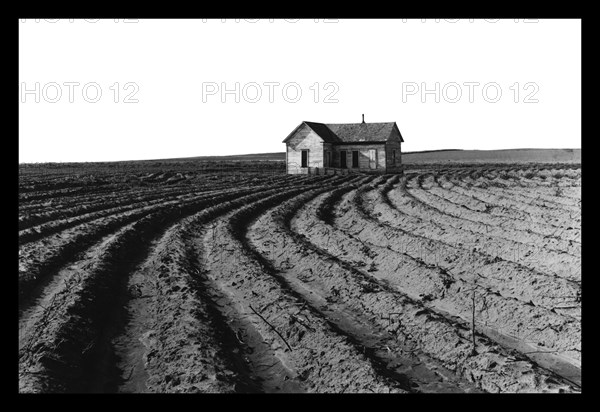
[[19, 18, 581, 163]]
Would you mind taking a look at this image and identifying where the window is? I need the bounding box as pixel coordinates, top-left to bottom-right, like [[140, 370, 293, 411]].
[[301, 150, 308, 168], [352, 151, 359, 168], [326, 151, 331, 167], [392, 150, 396, 165], [340, 150, 347, 168]]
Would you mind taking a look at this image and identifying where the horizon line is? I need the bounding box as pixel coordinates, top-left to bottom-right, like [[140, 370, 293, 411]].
[[18, 147, 581, 165]]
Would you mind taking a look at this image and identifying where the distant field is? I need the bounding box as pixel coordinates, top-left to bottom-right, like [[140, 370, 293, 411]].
[[19, 149, 581, 171], [144, 148, 581, 165], [18, 159, 285, 177], [402, 149, 581, 164], [154, 152, 286, 162]]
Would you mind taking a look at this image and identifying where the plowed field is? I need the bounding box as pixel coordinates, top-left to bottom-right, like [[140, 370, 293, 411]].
[[18, 163, 581, 393]]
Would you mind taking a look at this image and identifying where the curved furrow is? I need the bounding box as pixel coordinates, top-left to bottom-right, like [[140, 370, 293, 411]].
[[18, 172, 294, 213], [476, 169, 581, 203], [483, 184, 581, 208], [328, 179, 580, 365], [18, 183, 284, 245], [19, 181, 134, 203], [365, 176, 581, 323], [18, 174, 294, 220], [19, 198, 218, 392], [373, 176, 581, 312], [18, 176, 307, 259], [246, 175, 578, 393], [243, 176, 470, 393], [492, 169, 529, 188], [480, 167, 580, 190], [446, 170, 581, 211], [406, 174, 580, 256], [111, 184, 335, 393], [19, 189, 209, 244], [380, 179, 581, 300], [18, 181, 297, 308], [18, 184, 210, 230], [19, 179, 330, 393], [438, 174, 581, 231], [354, 181, 581, 360], [289, 182, 490, 392], [202, 176, 411, 393], [438, 172, 581, 240], [475, 167, 536, 187], [289, 181, 581, 386], [418, 173, 580, 245], [449, 178, 582, 229], [522, 167, 581, 186], [18, 181, 198, 215], [463, 169, 582, 234], [467, 171, 582, 209], [19, 179, 112, 194], [395, 175, 581, 262]]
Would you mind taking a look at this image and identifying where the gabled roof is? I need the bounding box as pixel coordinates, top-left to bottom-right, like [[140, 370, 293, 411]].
[[283, 121, 404, 144], [303, 121, 342, 143]]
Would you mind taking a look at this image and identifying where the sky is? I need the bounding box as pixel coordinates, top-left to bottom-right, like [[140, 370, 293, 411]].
[[19, 18, 581, 163]]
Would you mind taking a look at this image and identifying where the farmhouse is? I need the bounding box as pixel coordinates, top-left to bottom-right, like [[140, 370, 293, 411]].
[[283, 115, 404, 174]]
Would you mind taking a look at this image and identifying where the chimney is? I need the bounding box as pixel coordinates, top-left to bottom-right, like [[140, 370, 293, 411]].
[[362, 114, 365, 124]]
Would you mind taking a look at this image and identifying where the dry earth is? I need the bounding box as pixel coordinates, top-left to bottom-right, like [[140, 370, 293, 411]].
[[18, 163, 581, 393]]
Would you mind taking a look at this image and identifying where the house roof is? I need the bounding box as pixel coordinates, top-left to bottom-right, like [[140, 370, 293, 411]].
[[326, 122, 401, 143], [303, 121, 342, 143], [283, 121, 403, 144]]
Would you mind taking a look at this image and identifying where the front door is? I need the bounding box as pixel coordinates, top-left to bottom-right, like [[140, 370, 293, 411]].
[[301, 150, 308, 168], [326, 151, 331, 167], [352, 151, 359, 168], [369, 149, 377, 169]]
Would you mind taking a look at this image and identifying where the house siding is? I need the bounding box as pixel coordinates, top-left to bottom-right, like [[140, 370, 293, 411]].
[[334, 144, 386, 172], [323, 143, 334, 168], [286, 123, 326, 174], [385, 126, 403, 173], [385, 141, 403, 172]]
